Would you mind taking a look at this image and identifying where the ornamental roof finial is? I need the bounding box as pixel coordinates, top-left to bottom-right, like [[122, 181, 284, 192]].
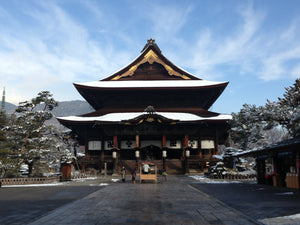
[[147, 38, 155, 44], [142, 38, 161, 53], [144, 105, 156, 114]]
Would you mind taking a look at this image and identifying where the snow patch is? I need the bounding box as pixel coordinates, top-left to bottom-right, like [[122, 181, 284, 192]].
[[189, 175, 242, 184], [2, 183, 63, 188], [275, 192, 294, 195], [259, 213, 300, 224]]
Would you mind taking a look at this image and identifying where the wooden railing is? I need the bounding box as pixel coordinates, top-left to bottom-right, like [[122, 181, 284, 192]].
[[208, 173, 256, 180]]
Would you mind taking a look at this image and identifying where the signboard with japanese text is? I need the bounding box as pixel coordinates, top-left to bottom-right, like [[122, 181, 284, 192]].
[[88, 141, 101, 150], [188, 140, 198, 149], [104, 140, 114, 150], [201, 140, 215, 149], [166, 140, 181, 149]]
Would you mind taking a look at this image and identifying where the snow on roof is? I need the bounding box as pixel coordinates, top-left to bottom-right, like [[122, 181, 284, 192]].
[[57, 112, 232, 122], [235, 136, 300, 157], [75, 80, 227, 89]]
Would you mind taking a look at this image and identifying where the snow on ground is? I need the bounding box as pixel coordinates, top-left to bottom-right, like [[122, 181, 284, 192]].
[[72, 177, 98, 182], [259, 213, 300, 225], [88, 183, 109, 186], [275, 192, 295, 195], [111, 179, 120, 182], [189, 175, 242, 184], [2, 183, 64, 188]]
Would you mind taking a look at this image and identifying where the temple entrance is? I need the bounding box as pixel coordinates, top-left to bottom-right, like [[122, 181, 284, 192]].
[[140, 145, 162, 161]]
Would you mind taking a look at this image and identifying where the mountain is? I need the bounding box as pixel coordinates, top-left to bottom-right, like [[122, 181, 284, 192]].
[[53, 100, 94, 117], [1, 100, 93, 117], [0, 101, 17, 114]]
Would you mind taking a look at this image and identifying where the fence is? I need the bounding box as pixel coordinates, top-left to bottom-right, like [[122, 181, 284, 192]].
[[208, 173, 256, 181], [0, 177, 60, 186]]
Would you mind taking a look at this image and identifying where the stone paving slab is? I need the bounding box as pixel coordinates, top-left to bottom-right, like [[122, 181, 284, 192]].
[[29, 176, 259, 225]]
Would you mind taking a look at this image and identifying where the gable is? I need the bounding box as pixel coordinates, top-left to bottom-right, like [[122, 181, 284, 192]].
[[114, 62, 184, 80], [110, 49, 191, 80]]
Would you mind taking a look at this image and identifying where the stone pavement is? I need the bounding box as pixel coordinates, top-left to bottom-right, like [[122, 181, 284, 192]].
[[29, 176, 259, 225]]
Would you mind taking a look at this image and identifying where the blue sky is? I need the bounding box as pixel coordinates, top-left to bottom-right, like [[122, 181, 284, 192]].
[[0, 0, 299, 113]]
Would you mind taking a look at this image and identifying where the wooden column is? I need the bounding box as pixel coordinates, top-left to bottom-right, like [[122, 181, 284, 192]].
[[135, 135, 140, 148], [184, 134, 189, 148], [162, 134, 166, 169], [162, 134, 166, 148], [215, 128, 219, 155], [184, 135, 189, 174], [296, 153, 300, 174], [83, 140, 88, 173], [113, 135, 118, 148], [182, 134, 189, 158]]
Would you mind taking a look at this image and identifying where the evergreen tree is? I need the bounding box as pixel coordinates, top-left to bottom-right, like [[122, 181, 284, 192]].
[[263, 79, 300, 137], [230, 104, 269, 149], [230, 79, 299, 150], [4, 91, 59, 176], [0, 112, 19, 177]]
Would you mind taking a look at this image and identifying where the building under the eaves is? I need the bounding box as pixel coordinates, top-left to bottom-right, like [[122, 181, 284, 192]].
[[57, 39, 232, 175]]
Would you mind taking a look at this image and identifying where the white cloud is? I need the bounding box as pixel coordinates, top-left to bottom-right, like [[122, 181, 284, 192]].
[[0, 1, 133, 104], [176, 3, 300, 82], [146, 4, 193, 41]]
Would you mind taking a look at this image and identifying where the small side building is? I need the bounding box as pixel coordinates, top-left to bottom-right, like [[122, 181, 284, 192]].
[[237, 136, 300, 189]]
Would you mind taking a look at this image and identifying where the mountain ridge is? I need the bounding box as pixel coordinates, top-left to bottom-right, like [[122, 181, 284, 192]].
[[1, 100, 94, 117]]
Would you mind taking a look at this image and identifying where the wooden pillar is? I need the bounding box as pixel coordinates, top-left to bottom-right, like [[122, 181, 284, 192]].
[[162, 134, 166, 148], [113, 135, 118, 148], [182, 134, 189, 158], [184, 134, 189, 148], [184, 135, 189, 174], [136, 135, 140, 148], [83, 140, 89, 173], [215, 128, 219, 155], [296, 153, 300, 174], [273, 157, 278, 175], [162, 134, 167, 169]]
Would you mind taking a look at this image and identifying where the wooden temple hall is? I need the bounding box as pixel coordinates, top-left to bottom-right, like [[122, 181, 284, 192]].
[[57, 39, 232, 174]]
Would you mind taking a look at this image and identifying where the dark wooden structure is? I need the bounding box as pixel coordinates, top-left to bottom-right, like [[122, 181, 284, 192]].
[[238, 137, 300, 189], [57, 39, 231, 174]]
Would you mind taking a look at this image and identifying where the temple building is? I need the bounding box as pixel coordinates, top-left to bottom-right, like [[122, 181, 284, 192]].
[[57, 39, 232, 174]]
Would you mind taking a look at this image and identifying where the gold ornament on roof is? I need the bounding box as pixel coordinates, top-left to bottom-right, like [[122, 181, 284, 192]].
[[111, 49, 190, 80]]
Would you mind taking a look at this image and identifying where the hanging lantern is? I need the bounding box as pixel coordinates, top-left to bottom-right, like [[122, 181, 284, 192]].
[[185, 150, 190, 158], [162, 150, 167, 158], [112, 151, 117, 159], [135, 150, 140, 158]]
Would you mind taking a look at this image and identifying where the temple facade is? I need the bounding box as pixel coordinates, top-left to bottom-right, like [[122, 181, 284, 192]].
[[57, 39, 232, 174]]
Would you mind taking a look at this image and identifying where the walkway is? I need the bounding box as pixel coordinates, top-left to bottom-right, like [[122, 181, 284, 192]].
[[29, 176, 258, 225]]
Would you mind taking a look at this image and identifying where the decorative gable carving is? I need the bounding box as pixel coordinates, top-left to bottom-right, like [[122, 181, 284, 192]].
[[111, 49, 190, 80]]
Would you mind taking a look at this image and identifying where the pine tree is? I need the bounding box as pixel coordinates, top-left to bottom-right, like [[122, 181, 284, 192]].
[[5, 91, 59, 176], [230, 79, 299, 150], [265, 78, 300, 137], [0, 112, 19, 177]]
